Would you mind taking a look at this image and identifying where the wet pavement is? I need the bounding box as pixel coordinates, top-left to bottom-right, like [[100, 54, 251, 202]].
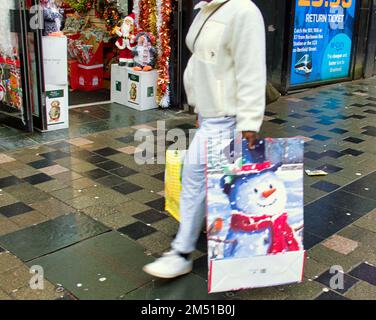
[[0, 78, 375, 300]]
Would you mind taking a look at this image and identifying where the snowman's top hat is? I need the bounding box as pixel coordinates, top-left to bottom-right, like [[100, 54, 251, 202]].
[[221, 139, 283, 197], [222, 139, 282, 177]]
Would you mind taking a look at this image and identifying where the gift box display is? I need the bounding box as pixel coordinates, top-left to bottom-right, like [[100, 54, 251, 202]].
[[76, 63, 104, 91], [63, 11, 111, 91], [68, 37, 104, 91]]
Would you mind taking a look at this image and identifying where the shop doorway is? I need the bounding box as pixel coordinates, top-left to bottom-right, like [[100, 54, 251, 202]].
[[53, 1, 121, 109], [0, 0, 46, 132]]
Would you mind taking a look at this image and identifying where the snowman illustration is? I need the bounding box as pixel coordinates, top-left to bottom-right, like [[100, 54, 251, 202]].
[[220, 139, 300, 259]]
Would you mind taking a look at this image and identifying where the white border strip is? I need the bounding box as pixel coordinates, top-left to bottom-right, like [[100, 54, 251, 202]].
[[69, 100, 112, 109], [77, 64, 104, 70]]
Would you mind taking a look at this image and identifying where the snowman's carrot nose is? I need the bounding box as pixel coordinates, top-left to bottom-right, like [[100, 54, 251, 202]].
[[214, 218, 223, 231], [263, 188, 276, 198]]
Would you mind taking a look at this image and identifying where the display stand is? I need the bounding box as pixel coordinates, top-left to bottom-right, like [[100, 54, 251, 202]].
[[42, 36, 69, 131], [111, 64, 128, 106], [111, 64, 158, 111]]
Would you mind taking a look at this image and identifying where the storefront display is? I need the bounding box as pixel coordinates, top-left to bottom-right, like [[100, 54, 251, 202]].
[[290, 0, 357, 87], [61, 2, 115, 95], [42, 0, 174, 107], [63, 0, 123, 31], [0, 0, 48, 132], [0, 0, 177, 133]]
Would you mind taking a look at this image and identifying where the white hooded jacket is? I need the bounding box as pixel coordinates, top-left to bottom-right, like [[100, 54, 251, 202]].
[[184, 0, 266, 132]]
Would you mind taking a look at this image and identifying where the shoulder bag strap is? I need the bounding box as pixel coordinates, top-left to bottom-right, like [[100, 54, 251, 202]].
[[193, 0, 230, 50]]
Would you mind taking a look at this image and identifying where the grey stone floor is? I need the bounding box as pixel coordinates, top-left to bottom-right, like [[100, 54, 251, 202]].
[[0, 78, 375, 300]]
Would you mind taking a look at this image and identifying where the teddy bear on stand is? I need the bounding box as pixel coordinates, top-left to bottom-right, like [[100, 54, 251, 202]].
[[132, 32, 156, 72], [114, 13, 136, 67]]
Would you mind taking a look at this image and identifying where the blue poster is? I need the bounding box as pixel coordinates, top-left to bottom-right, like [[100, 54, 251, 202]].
[[290, 0, 357, 86]]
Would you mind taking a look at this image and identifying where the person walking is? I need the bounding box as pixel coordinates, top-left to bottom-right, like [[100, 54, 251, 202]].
[[143, 0, 266, 279]]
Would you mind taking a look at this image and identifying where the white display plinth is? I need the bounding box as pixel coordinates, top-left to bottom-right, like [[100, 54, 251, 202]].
[[45, 84, 69, 131], [43, 36, 69, 131], [111, 65, 158, 111], [111, 64, 128, 106]]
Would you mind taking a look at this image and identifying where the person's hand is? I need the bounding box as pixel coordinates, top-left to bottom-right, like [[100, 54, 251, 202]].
[[242, 131, 257, 149]]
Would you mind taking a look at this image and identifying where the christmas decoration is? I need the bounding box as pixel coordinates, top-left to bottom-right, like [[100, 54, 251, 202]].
[[0, 83, 5, 102], [102, 5, 121, 30], [149, 0, 158, 38], [138, 0, 157, 39], [64, 0, 93, 13], [131, 0, 172, 106], [133, 0, 141, 28], [0, 52, 22, 110], [116, 0, 129, 15], [0, 65, 6, 103], [63, 0, 121, 30], [132, 32, 156, 71], [115, 13, 136, 67], [155, 0, 172, 107]]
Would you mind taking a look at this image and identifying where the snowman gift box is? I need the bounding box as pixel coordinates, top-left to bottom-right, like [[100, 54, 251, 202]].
[[206, 136, 306, 294]]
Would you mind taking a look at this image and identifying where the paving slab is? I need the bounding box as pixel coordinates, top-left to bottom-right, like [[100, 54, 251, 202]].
[[122, 273, 223, 300], [345, 281, 376, 300], [0, 213, 110, 261], [27, 231, 154, 300]]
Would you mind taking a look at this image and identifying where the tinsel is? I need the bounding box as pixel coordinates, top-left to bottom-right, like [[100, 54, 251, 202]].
[[149, 0, 158, 39], [159, 85, 170, 108], [129, 0, 173, 107], [155, 0, 163, 59], [156, 0, 172, 107], [137, 0, 157, 38], [138, 0, 150, 32], [133, 0, 140, 28]]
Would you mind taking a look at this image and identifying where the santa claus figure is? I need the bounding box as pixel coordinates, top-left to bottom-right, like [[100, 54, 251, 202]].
[[115, 13, 136, 67]]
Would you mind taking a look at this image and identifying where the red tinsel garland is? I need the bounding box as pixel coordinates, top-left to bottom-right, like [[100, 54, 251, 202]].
[[156, 0, 172, 104], [138, 0, 150, 32]]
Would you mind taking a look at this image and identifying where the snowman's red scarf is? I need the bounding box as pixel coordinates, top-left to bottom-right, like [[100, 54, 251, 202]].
[[230, 212, 300, 254]]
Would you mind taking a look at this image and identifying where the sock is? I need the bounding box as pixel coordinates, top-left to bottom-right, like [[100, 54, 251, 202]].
[[178, 252, 191, 260]]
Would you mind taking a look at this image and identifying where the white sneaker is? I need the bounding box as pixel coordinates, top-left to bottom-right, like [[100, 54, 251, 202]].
[[143, 250, 193, 279]]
